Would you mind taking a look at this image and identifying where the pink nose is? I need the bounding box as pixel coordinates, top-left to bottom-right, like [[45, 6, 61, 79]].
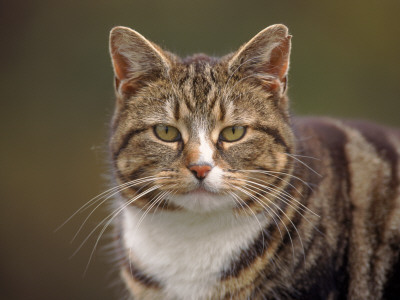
[[189, 164, 212, 180]]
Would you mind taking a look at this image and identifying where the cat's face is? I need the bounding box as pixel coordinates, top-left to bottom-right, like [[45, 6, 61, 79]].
[[109, 25, 294, 213]]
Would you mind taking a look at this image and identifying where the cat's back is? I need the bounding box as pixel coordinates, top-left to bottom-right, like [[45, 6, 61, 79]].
[[292, 116, 400, 224], [292, 117, 400, 181], [292, 116, 400, 299]]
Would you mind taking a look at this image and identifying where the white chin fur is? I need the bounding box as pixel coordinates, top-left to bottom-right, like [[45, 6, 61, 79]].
[[169, 192, 235, 213], [122, 206, 268, 300]]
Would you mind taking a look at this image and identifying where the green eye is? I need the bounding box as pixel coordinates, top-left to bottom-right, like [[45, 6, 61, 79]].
[[154, 124, 181, 142], [219, 126, 246, 142]]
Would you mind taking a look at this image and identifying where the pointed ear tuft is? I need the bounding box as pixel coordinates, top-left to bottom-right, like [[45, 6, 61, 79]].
[[109, 26, 171, 96], [228, 24, 292, 93]]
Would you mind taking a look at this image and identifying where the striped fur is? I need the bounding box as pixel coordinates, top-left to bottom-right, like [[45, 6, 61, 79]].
[[107, 25, 400, 299]]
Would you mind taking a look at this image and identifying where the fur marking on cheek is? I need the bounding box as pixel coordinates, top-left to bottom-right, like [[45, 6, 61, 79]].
[[198, 130, 214, 165]]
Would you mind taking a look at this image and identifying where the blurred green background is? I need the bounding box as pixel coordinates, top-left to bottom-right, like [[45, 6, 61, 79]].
[[1, 0, 399, 299]]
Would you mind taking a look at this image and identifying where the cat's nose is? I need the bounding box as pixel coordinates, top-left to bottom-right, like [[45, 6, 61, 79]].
[[188, 164, 212, 180]]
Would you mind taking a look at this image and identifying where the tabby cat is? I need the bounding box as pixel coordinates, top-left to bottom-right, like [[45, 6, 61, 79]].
[[107, 24, 400, 299]]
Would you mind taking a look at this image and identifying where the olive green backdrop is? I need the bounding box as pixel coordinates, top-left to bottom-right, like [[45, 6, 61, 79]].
[[1, 0, 399, 299]]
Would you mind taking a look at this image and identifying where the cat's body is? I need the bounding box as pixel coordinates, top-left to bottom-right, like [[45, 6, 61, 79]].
[[107, 25, 400, 299]]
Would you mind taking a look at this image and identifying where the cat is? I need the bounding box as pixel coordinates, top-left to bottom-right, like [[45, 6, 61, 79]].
[[107, 24, 400, 299]]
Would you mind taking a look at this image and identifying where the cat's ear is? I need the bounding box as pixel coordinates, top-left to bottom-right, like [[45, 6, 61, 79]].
[[228, 24, 291, 93], [109, 26, 171, 96]]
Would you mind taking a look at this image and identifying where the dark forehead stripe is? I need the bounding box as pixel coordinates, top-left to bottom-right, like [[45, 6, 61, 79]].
[[191, 76, 199, 100], [207, 89, 218, 111], [180, 58, 216, 110], [191, 75, 212, 105], [183, 96, 195, 113], [219, 99, 226, 121], [173, 100, 180, 120]]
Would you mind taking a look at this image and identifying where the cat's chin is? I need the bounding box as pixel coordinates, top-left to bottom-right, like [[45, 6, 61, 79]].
[[168, 189, 235, 213]]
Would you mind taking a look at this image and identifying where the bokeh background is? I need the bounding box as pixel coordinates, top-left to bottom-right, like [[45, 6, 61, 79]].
[[1, 0, 399, 299]]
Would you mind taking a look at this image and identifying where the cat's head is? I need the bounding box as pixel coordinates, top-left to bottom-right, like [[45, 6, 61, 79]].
[[109, 25, 294, 213]]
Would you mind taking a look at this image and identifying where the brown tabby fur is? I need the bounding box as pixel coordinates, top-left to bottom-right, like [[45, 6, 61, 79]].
[[108, 24, 400, 299]]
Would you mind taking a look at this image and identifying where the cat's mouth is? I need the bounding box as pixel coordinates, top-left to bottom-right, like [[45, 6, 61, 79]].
[[189, 187, 215, 195], [169, 184, 233, 212], [187, 179, 223, 195]]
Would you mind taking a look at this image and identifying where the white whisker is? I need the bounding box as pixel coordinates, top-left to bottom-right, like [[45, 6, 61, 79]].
[[228, 168, 318, 217], [240, 184, 305, 263], [234, 185, 290, 255], [135, 190, 172, 233], [249, 171, 305, 197], [237, 177, 319, 218], [228, 190, 265, 242], [246, 169, 314, 191], [287, 153, 321, 161], [82, 184, 162, 276], [55, 175, 160, 232], [72, 185, 162, 275], [237, 178, 321, 240], [70, 177, 165, 242], [285, 153, 322, 178]]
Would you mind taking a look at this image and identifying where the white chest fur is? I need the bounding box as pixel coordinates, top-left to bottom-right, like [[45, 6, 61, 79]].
[[122, 206, 267, 300]]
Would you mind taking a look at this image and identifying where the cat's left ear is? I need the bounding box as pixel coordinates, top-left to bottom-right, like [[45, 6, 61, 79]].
[[228, 24, 291, 94], [109, 26, 171, 97]]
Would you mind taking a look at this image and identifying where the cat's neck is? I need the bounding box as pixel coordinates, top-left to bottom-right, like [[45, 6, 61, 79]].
[[120, 204, 268, 299]]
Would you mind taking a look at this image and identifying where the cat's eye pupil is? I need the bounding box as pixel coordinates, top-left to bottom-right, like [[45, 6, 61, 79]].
[[154, 124, 181, 142], [220, 125, 246, 142]]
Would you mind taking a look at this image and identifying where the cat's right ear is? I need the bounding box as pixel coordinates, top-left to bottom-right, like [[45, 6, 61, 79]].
[[227, 24, 291, 95], [109, 26, 171, 97]]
